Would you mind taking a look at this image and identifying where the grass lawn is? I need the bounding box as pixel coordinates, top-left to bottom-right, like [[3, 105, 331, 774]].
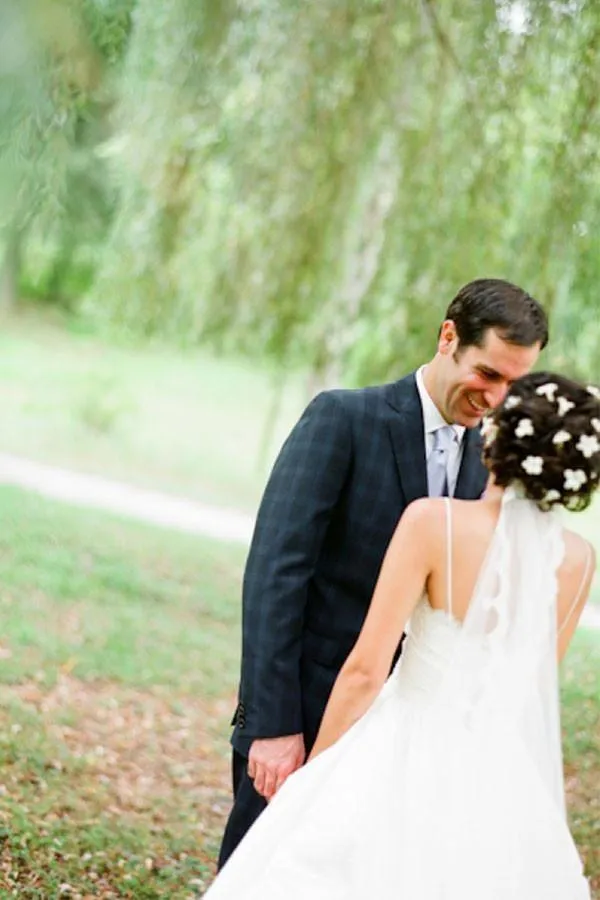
[[0, 486, 598, 897], [561, 629, 600, 892], [0, 486, 246, 898], [0, 309, 309, 514]]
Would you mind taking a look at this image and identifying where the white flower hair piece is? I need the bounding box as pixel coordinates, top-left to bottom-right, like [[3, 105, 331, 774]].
[[587, 385, 600, 399], [522, 456, 543, 476], [544, 489, 561, 504], [515, 418, 534, 439], [564, 469, 588, 492], [480, 416, 498, 447], [557, 396, 575, 417], [504, 395, 522, 410], [592, 418, 600, 434], [576, 434, 600, 459], [565, 495, 581, 511], [536, 382, 559, 402], [552, 430, 572, 446]]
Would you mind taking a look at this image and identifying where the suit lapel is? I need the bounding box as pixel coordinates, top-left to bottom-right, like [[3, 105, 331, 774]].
[[386, 374, 488, 503], [454, 427, 488, 499], [385, 375, 428, 506]]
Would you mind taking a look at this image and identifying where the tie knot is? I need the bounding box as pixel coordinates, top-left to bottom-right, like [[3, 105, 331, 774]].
[[432, 425, 455, 453]]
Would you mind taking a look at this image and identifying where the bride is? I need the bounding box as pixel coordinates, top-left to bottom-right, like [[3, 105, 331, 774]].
[[205, 371, 599, 899]]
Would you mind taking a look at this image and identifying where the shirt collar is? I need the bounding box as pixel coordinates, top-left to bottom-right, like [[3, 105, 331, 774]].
[[415, 366, 466, 443]]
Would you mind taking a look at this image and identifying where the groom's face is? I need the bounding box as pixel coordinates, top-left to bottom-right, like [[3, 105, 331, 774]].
[[437, 324, 541, 427]]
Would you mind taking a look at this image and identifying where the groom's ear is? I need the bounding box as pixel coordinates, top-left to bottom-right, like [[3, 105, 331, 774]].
[[438, 319, 458, 355]]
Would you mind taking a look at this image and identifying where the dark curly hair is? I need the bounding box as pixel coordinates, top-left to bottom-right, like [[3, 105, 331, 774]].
[[482, 371, 600, 512]]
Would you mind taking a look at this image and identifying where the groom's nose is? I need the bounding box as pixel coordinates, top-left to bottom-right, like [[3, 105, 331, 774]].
[[483, 383, 509, 410]]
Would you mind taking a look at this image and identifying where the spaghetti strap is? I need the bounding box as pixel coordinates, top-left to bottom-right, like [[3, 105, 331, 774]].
[[558, 541, 593, 636], [444, 497, 453, 619]]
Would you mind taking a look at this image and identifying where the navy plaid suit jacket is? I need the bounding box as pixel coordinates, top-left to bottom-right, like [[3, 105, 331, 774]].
[[231, 373, 487, 756]]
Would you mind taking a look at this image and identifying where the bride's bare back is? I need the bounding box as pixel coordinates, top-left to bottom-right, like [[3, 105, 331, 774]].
[[425, 494, 595, 661]]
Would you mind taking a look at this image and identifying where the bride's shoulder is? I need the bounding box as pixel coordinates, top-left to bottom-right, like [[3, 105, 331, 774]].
[[561, 527, 595, 562], [558, 527, 596, 583], [399, 497, 450, 540], [401, 497, 486, 537]]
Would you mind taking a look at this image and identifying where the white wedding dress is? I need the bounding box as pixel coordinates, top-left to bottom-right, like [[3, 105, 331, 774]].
[[205, 490, 591, 899]]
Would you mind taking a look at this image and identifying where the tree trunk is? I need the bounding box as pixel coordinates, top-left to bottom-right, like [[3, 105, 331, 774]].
[[0, 228, 22, 311]]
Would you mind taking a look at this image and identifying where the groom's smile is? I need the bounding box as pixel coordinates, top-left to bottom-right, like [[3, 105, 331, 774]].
[[465, 394, 488, 415], [426, 325, 542, 428]]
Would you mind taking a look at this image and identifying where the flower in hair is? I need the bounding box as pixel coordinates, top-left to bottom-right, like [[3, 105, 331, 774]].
[[515, 418, 534, 439], [480, 416, 498, 446], [536, 383, 558, 401], [552, 430, 572, 446], [557, 396, 575, 416], [504, 395, 522, 410], [592, 418, 600, 434], [544, 489, 561, 503], [565, 495, 582, 511], [587, 385, 600, 399], [576, 434, 600, 459], [522, 456, 543, 475], [564, 469, 588, 491]]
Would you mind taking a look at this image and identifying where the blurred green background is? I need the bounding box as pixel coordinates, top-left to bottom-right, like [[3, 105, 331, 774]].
[[2, 0, 600, 383], [0, 1, 599, 897]]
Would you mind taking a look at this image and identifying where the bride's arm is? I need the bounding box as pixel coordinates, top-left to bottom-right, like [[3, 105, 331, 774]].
[[557, 535, 596, 663], [308, 498, 437, 761]]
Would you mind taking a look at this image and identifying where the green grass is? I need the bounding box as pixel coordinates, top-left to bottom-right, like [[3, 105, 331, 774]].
[[0, 486, 246, 897], [0, 309, 308, 513], [0, 486, 597, 896], [0, 487, 245, 696], [561, 629, 600, 891]]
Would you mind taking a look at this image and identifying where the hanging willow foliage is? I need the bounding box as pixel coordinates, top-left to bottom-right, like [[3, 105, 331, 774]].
[[3, 0, 600, 381]]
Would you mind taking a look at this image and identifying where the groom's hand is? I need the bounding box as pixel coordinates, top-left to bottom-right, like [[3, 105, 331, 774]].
[[248, 734, 305, 802]]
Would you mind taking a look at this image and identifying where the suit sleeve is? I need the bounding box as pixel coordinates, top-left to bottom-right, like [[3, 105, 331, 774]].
[[237, 391, 353, 740]]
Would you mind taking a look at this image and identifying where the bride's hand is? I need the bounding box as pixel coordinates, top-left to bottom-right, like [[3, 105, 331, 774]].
[[248, 734, 305, 802]]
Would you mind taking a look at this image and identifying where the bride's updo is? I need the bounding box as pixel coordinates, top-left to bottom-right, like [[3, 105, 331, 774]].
[[482, 371, 600, 512]]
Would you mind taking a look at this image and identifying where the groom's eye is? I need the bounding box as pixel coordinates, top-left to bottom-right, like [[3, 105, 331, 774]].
[[476, 367, 502, 382]]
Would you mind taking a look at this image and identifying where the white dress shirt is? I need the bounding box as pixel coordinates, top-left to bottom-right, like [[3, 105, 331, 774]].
[[415, 366, 465, 497]]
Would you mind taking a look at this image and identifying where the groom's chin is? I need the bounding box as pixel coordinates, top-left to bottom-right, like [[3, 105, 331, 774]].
[[455, 410, 484, 429]]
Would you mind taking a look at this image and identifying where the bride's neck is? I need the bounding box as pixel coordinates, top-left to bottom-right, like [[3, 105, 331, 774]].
[[481, 474, 504, 504]]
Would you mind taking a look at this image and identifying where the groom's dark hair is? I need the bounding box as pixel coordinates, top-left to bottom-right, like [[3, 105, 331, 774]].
[[444, 279, 549, 352]]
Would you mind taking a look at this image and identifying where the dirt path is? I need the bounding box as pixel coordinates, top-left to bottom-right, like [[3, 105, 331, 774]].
[[1, 451, 599, 630], [0, 452, 255, 545]]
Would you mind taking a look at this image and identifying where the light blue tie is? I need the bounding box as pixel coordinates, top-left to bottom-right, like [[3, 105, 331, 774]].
[[428, 425, 455, 497]]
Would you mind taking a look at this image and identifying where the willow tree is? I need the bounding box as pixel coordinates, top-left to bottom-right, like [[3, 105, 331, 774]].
[[0, 0, 134, 308], [7, 0, 600, 381], [90, 0, 600, 381]]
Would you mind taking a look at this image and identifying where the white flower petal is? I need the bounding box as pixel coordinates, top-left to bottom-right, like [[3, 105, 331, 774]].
[[552, 430, 572, 446], [480, 417, 498, 447], [576, 434, 600, 459], [564, 468, 588, 491], [536, 383, 559, 401], [544, 489, 561, 503], [587, 385, 600, 399], [557, 396, 575, 416], [521, 455, 543, 476], [515, 418, 534, 439], [504, 396, 522, 409]]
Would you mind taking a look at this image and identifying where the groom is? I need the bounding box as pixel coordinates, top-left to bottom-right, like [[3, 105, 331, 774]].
[[218, 278, 548, 867]]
